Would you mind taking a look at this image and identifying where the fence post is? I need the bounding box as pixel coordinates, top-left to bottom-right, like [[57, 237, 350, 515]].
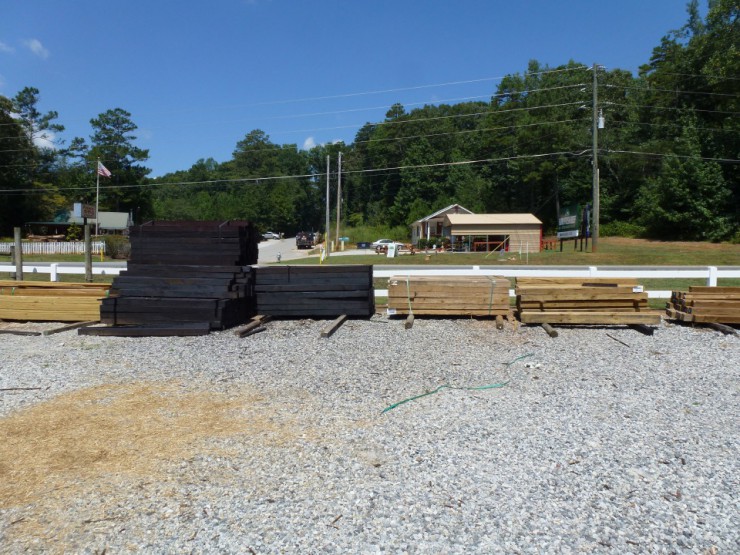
[[707, 266, 718, 287], [84, 224, 93, 283], [50, 263, 59, 282], [13, 227, 23, 281]]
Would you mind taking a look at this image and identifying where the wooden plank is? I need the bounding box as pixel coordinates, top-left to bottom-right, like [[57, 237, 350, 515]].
[[541, 323, 558, 337], [388, 308, 512, 316], [320, 314, 347, 338], [516, 277, 639, 286], [520, 311, 661, 325], [706, 322, 738, 335], [0, 280, 109, 290], [0, 296, 102, 322], [0, 329, 42, 336], [42, 321, 98, 335], [517, 288, 645, 300], [688, 286, 740, 294], [79, 322, 211, 337], [405, 314, 415, 329]]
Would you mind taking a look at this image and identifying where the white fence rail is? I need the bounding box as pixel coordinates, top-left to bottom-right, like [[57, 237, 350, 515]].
[[0, 241, 105, 255], [1, 263, 738, 299]]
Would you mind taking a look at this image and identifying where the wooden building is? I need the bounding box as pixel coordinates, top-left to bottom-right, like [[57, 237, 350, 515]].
[[410, 204, 472, 246], [443, 213, 543, 252]]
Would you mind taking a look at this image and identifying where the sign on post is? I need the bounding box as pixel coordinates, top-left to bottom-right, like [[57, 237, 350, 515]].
[[73, 202, 96, 219], [557, 204, 580, 239]]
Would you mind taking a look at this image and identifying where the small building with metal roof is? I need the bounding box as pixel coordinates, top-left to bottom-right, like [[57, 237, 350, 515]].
[[443, 213, 543, 252]]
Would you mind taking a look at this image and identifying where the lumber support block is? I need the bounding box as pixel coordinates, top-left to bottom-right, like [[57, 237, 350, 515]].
[[404, 314, 415, 329], [321, 314, 348, 338]]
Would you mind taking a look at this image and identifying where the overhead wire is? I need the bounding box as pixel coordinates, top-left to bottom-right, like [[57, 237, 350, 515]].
[[0, 149, 592, 194]]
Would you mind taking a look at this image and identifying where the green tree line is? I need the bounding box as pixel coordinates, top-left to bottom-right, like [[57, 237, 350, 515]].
[[1, 0, 737, 240]]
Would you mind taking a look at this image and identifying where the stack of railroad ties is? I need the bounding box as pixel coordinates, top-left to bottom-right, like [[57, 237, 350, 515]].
[[86, 221, 374, 336], [515, 277, 661, 326], [387, 275, 512, 328], [665, 286, 740, 324], [0, 281, 109, 322]]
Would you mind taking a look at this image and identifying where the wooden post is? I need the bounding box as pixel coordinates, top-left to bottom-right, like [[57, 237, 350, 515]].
[[321, 314, 347, 338], [84, 223, 93, 283], [13, 227, 23, 281]]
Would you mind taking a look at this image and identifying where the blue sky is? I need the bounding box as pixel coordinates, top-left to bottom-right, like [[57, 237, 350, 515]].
[[1, 0, 699, 177]]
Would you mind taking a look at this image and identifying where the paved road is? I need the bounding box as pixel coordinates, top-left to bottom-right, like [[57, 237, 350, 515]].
[[257, 237, 313, 263]]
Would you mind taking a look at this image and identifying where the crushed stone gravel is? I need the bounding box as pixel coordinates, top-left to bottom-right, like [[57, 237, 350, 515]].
[[0, 316, 737, 554]]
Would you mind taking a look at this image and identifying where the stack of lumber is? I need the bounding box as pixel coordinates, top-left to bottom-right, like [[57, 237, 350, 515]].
[[100, 221, 259, 332], [665, 286, 740, 324], [253, 265, 374, 318], [0, 281, 109, 322], [387, 275, 511, 317], [516, 277, 660, 325]]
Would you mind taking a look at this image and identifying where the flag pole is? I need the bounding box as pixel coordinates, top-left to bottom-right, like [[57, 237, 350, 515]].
[[95, 159, 100, 236]]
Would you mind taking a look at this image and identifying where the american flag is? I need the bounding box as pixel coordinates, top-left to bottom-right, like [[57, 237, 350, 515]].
[[97, 161, 112, 177]]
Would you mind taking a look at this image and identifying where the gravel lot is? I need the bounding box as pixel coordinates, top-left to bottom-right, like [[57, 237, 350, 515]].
[[0, 317, 737, 554]]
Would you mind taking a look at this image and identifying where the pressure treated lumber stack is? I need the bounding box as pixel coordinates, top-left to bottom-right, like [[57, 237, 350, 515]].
[[100, 221, 259, 332], [516, 277, 660, 325], [665, 286, 740, 324], [387, 275, 512, 317], [253, 265, 374, 318], [0, 280, 109, 322]]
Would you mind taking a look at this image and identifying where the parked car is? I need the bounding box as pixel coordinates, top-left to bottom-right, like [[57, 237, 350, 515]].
[[262, 231, 280, 240], [370, 239, 402, 249]]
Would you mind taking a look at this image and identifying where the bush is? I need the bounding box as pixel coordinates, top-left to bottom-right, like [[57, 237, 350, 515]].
[[103, 235, 131, 259], [599, 221, 646, 238]]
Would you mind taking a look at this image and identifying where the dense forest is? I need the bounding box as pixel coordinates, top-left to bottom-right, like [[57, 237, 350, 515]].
[[1, 0, 737, 241]]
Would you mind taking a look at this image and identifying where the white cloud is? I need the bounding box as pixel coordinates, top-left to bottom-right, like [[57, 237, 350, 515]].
[[33, 131, 57, 150], [0, 41, 14, 54], [302, 136, 316, 150], [24, 39, 49, 60]]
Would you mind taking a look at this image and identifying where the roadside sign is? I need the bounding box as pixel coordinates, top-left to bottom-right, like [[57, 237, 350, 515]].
[[73, 202, 96, 219], [557, 204, 580, 239]]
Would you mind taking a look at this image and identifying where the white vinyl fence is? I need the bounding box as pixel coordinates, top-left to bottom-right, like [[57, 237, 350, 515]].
[[0, 241, 105, 255], [0, 263, 738, 298]]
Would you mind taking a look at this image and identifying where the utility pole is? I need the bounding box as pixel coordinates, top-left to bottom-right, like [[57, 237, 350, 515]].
[[335, 152, 342, 251], [325, 155, 331, 258], [591, 63, 600, 252]]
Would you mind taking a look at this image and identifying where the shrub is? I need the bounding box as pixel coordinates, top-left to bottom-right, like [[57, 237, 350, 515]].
[[103, 235, 131, 259], [599, 221, 646, 238]]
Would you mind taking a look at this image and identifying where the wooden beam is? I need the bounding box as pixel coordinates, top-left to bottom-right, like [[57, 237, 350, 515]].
[[321, 314, 347, 338], [520, 311, 661, 325], [42, 321, 98, 336], [705, 322, 737, 335]]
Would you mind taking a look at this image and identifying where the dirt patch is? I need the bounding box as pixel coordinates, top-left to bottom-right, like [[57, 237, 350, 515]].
[[0, 382, 298, 509]]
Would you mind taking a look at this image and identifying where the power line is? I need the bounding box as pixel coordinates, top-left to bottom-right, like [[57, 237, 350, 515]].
[[604, 149, 740, 163], [606, 102, 740, 116], [156, 65, 591, 114], [604, 83, 740, 98], [607, 119, 739, 134], [0, 150, 591, 194]]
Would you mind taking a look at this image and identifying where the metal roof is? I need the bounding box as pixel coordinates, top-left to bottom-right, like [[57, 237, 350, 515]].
[[444, 213, 543, 225]]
